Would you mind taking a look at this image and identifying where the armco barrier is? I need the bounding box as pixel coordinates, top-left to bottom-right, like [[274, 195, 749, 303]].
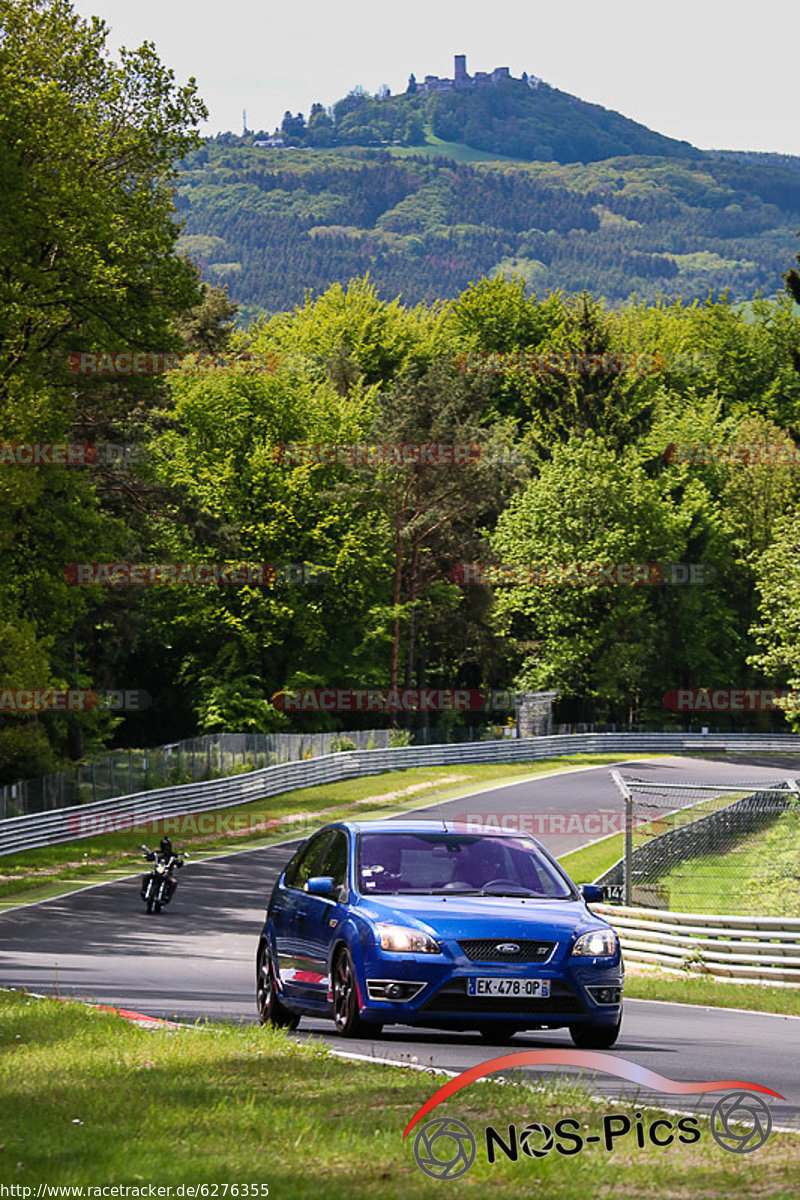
[[593, 904, 800, 987], [2, 731, 800, 857]]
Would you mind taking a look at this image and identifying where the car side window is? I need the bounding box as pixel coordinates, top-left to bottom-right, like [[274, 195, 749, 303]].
[[283, 833, 331, 890], [316, 830, 349, 890]]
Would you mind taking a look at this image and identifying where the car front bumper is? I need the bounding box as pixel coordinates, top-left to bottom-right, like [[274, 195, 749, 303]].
[[354, 940, 623, 1029]]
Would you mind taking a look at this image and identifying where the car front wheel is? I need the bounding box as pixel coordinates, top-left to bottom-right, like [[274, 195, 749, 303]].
[[332, 946, 370, 1037], [257, 946, 299, 1030], [569, 1017, 621, 1049]]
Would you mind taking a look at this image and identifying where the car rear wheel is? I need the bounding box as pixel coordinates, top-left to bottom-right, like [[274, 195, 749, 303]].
[[257, 946, 299, 1030], [332, 947, 369, 1037], [569, 1018, 621, 1049]]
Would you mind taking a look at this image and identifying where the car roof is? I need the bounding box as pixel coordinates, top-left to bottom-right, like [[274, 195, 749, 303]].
[[327, 819, 547, 842]]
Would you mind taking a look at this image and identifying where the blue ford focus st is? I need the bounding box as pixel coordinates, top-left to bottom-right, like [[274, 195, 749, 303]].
[[257, 820, 623, 1046]]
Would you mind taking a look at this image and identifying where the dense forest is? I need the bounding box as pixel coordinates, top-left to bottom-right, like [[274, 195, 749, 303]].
[[3, 0, 800, 787], [176, 143, 800, 320]]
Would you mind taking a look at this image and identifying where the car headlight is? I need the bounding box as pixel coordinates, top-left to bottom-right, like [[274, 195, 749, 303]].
[[375, 923, 440, 954], [571, 929, 617, 957]]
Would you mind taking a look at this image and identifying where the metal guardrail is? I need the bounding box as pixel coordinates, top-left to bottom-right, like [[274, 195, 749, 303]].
[[0, 729, 398, 817], [2, 731, 800, 857], [594, 904, 800, 987]]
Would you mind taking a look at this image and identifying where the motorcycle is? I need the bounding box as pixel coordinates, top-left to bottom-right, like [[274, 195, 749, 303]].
[[139, 844, 186, 913]]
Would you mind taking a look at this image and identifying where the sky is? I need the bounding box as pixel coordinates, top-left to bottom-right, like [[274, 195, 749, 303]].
[[75, 0, 799, 154]]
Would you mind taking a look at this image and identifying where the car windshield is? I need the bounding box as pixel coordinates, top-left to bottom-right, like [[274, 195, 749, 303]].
[[357, 832, 573, 898]]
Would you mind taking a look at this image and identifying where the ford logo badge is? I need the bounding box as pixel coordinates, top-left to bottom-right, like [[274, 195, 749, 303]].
[[495, 942, 520, 954]]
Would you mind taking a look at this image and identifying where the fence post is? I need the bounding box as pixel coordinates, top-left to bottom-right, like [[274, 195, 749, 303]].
[[610, 769, 633, 905]]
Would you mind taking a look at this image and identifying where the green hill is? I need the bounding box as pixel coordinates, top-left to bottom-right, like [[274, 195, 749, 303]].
[[176, 142, 800, 320], [274, 72, 700, 164]]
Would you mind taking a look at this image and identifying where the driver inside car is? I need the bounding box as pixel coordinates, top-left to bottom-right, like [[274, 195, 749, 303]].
[[461, 840, 507, 888]]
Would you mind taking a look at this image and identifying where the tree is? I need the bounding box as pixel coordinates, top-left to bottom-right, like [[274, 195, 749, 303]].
[[406, 74, 417, 95], [403, 115, 426, 146], [0, 0, 206, 776], [173, 283, 238, 353], [328, 362, 523, 724], [748, 512, 800, 729], [784, 238, 800, 307], [489, 432, 700, 724]]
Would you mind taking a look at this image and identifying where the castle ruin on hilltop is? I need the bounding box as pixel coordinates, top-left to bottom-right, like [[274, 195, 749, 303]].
[[414, 53, 540, 95]]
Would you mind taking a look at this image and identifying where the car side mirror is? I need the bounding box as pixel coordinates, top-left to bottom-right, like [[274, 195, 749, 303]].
[[305, 875, 338, 899], [580, 884, 604, 904]]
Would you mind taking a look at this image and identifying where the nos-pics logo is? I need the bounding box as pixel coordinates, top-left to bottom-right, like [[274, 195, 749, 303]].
[[405, 1052, 782, 1180], [413, 1093, 773, 1180]]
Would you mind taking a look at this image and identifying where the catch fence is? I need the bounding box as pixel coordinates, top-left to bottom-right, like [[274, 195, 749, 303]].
[[596, 772, 800, 916]]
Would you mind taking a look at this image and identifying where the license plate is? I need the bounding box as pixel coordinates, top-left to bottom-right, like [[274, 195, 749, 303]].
[[468, 977, 550, 998]]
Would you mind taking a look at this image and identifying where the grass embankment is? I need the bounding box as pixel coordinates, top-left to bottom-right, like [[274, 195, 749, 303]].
[[653, 809, 800, 917], [559, 834, 623, 885], [621, 972, 800, 1017], [1, 993, 797, 1194], [0, 754, 641, 908], [561, 802, 800, 917]]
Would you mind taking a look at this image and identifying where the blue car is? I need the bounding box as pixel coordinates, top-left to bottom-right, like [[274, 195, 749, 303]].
[[256, 820, 623, 1046]]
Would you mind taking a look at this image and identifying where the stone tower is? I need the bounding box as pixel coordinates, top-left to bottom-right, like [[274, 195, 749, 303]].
[[454, 54, 469, 88]]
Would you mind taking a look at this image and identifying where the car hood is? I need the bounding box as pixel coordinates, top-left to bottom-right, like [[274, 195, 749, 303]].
[[355, 893, 600, 942]]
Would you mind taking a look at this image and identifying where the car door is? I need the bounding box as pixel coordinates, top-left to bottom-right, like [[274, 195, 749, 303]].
[[290, 829, 351, 1009], [274, 831, 332, 1001]]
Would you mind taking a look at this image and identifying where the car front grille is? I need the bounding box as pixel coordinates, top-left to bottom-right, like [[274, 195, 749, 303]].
[[420, 979, 585, 1016], [457, 939, 555, 964]]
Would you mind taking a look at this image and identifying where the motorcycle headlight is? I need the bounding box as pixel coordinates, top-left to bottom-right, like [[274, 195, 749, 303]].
[[375, 923, 440, 954], [156, 863, 165, 874], [571, 929, 617, 957]]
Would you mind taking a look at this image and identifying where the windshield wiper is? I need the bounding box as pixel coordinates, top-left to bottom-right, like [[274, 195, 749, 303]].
[[477, 888, 536, 897]]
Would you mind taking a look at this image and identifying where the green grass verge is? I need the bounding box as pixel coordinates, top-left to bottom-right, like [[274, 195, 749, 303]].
[[0, 754, 643, 907], [623, 970, 800, 1017], [558, 834, 623, 885], [1, 992, 797, 1194], [647, 809, 800, 917]]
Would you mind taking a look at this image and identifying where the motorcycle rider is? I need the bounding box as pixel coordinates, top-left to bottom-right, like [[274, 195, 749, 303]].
[[140, 836, 184, 904]]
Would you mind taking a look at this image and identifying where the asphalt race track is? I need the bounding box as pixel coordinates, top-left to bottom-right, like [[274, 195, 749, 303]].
[[2, 755, 799, 1127]]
